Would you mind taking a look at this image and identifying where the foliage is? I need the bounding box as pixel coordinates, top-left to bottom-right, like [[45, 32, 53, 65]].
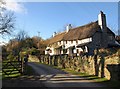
[[2, 45, 8, 60], [7, 53, 15, 60], [2, 31, 47, 61], [29, 48, 40, 56]]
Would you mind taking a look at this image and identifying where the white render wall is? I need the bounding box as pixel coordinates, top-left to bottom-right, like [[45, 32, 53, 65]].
[[49, 47, 55, 55], [78, 38, 92, 44], [46, 37, 92, 55]]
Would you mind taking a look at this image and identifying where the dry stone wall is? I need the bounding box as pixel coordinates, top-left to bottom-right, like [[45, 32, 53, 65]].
[[39, 49, 120, 81]]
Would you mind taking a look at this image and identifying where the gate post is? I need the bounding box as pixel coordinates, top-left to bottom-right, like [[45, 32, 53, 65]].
[[21, 59, 24, 74]]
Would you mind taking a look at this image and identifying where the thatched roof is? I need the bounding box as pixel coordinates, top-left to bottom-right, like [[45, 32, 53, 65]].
[[47, 21, 115, 44], [63, 21, 115, 41], [48, 32, 66, 44]]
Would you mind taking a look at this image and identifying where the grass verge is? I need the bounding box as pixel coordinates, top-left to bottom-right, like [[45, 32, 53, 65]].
[[2, 61, 37, 79]]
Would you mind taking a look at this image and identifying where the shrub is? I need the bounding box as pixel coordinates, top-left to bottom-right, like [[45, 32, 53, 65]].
[[7, 53, 15, 60], [29, 48, 40, 56]]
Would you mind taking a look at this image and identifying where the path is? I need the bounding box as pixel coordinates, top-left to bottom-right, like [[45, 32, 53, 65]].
[[28, 62, 111, 88]]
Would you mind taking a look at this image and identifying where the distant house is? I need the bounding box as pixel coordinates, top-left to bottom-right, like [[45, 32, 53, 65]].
[[45, 11, 116, 56]]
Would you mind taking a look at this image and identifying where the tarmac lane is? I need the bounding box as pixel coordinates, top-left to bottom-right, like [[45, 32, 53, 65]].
[[28, 62, 110, 89]]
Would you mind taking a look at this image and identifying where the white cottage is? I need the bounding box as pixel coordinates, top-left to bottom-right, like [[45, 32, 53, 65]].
[[45, 11, 116, 56]]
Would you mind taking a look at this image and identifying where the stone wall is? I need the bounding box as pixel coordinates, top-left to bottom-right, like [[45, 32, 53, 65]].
[[39, 48, 120, 81]]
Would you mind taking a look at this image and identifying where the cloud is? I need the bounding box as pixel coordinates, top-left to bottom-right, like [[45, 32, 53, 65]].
[[4, 0, 27, 14]]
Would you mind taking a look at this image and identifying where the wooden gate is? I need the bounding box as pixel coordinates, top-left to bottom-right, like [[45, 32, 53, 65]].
[[2, 61, 24, 78]]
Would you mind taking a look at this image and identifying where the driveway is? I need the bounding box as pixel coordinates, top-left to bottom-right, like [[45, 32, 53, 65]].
[[28, 62, 111, 88]]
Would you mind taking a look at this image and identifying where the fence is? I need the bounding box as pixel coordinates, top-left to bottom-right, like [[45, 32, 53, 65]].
[[2, 60, 24, 78]]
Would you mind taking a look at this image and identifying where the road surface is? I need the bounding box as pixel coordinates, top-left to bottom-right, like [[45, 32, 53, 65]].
[[28, 62, 110, 88]]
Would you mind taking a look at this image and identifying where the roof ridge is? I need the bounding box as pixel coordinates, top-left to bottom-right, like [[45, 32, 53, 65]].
[[54, 31, 66, 37], [70, 21, 98, 30]]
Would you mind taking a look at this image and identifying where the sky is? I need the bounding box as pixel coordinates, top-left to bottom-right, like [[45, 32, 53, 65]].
[[0, 1, 119, 44], [118, 2, 120, 35]]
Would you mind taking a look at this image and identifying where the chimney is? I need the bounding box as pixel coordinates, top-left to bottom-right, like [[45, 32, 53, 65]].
[[66, 24, 72, 32], [98, 11, 107, 32], [52, 32, 56, 37]]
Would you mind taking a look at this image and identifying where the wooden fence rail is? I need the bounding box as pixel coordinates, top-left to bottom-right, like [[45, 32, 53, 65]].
[[2, 61, 24, 77]]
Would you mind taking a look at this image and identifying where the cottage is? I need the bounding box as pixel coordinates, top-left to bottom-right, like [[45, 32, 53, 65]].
[[45, 32, 66, 55], [45, 11, 116, 56]]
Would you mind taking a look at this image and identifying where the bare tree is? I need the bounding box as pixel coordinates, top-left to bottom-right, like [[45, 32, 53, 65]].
[[15, 30, 28, 61], [0, 0, 15, 35], [16, 30, 28, 42]]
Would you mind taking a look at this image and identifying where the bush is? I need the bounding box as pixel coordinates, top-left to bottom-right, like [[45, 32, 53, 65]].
[[7, 53, 15, 60], [29, 48, 40, 56]]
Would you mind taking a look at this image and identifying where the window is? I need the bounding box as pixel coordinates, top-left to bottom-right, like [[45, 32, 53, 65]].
[[77, 49, 79, 53], [66, 41, 67, 44], [71, 40, 73, 44], [49, 49, 52, 53], [63, 49, 67, 54], [76, 40, 78, 44]]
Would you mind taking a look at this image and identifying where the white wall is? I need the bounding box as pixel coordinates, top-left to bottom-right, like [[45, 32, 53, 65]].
[[45, 37, 92, 55], [78, 38, 92, 44], [45, 47, 55, 55]]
